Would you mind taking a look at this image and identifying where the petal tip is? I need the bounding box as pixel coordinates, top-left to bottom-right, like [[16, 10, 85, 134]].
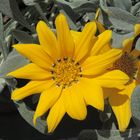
[[33, 115, 37, 126], [12, 44, 18, 48], [36, 20, 46, 30], [104, 30, 112, 37], [11, 94, 16, 100], [11, 90, 20, 101], [55, 13, 66, 22], [6, 73, 11, 77]]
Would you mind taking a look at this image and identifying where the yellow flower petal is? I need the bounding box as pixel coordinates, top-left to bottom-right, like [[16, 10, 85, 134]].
[[96, 21, 105, 33], [131, 49, 140, 58], [95, 8, 100, 20], [36, 21, 59, 59], [74, 21, 97, 63], [97, 44, 111, 55], [63, 86, 87, 120], [136, 62, 140, 85], [11, 80, 54, 100], [118, 81, 136, 98], [94, 9, 105, 33], [7, 63, 52, 80], [55, 14, 75, 58], [70, 30, 81, 43], [123, 24, 140, 54], [109, 93, 131, 132], [95, 70, 129, 88], [13, 44, 53, 70], [33, 85, 62, 125], [74, 78, 104, 110], [103, 87, 120, 99], [134, 24, 140, 36], [81, 49, 122, 76], [91, 30, 112, 55], [122, 38, 133, 53], [47, 96, 65, 133]]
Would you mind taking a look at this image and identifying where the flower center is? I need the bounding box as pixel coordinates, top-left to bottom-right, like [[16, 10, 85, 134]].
[[111, 52, 138, 82], [51, 57, 82, 88]]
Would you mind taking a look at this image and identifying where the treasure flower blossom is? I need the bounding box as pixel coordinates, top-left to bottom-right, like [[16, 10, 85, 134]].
[[7, 14, 129, 133], [101, 24, 140, 132]]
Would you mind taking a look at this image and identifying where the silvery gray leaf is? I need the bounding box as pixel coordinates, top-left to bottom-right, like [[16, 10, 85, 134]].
[[5, 78, 17, 88], [78, 128, 140, 140], [56, 0, 98, 10], [86, 12, 96, 21], [22, 0, 38, 5], [0, 0, 34, 32], [12, 29, 35, 43], [73, 1, 99, 13], [135, 38, 140, 50], [100, 0, 140, 31], [107, 0, 132, 12], [100, 0, 108, 11], [0, 13, 8, 59], [96, 128, 140, 140], [0, 49, 29, 78], [0, 78, 5, 93], [131, 2, 140, 16], [22, 0, 50, 6], [104, 7, 139, 31], [108, 7, 139, 28], [78, 129, 97, 140], [131, 86, 140, 127], [112, 31, 134, 48], [60, 10, 80, 30], [14, 101, 47, 134], [57, 2, 79, 23], [4, 20, 18, 37]]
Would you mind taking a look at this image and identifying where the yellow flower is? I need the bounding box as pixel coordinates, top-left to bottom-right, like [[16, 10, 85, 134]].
[[107, 24, 140, 132], [7, 14, 129, 133], [97, 23, 140, 132]]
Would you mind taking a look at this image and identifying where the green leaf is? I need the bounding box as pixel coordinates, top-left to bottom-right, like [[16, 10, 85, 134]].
[[0, 49, 29, 78]]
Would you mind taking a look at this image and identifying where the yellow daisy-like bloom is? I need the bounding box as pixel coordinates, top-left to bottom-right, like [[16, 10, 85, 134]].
[[102, 24, 140, 132], [7, 14, 129, 133], [82, 9, 140, 131]]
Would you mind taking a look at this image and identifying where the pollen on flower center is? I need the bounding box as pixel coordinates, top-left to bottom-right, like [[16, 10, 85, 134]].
[[111, 52, 138, 82], [51, 57, 82, 88]]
